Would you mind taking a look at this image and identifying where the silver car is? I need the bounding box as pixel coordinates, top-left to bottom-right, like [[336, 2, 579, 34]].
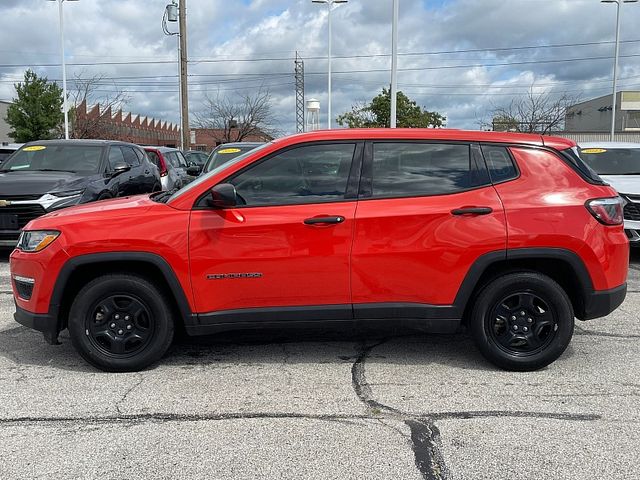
[[579, 142, 640, 244]]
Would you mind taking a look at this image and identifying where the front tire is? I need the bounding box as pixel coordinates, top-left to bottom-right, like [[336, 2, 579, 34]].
[[68, 274, 174, 372], [469, 272, 574, 371]]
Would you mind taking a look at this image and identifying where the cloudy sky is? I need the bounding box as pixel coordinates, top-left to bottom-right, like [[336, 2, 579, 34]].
[[1, 0, 640, 134]]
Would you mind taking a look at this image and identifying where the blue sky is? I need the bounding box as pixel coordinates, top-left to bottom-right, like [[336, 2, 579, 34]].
[[1, 0, 640, 134]]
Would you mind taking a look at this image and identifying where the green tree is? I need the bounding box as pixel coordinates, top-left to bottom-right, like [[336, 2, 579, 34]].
[[336, 88, 446, 128], [5, 70, 64, 142]]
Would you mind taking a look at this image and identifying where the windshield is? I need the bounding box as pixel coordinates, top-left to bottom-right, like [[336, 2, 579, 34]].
[[168, 142, 273, 203], [205, 144, 263, 173], [1, 144, 103, 173], [579, 147, 640, 175]]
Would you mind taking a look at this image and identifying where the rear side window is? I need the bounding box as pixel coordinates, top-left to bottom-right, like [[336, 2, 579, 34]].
[[371, 143, 481, 197], [120, 147, 140, 167], [481, 145, 518, 183], [146, 150, 161, 169], [108, 147, 126, 169]]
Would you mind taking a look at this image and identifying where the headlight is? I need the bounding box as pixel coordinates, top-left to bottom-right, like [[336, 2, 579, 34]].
[[16, 230, 60, 253], [39, 190, 84, 211]]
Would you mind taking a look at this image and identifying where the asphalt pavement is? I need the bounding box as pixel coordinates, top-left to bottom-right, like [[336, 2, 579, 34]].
[[0, 249, 639, 479]]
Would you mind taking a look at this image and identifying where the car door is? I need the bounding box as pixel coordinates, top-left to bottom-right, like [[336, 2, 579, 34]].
[[119, 146, 145, 194], [106, 146, 129, 197], [188, 142, 362, 322], [350, 141, 507, 320]]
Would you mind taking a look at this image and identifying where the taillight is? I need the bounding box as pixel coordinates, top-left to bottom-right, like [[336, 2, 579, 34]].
[[585, 197, 624, 225]]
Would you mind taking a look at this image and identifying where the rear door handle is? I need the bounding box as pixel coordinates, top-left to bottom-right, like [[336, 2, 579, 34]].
[[451, 207, 493, 216], [304, 216, 345, 225]]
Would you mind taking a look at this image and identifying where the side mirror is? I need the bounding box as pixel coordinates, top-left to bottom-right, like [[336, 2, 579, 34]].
[[187, 165, 202, 176], [209, 183, 237, 208], [112, 162, 131, 176]]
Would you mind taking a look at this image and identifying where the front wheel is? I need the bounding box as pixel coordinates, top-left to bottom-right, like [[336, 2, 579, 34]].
[[68, 274, 174, 372], [469, 272, 574, 371]]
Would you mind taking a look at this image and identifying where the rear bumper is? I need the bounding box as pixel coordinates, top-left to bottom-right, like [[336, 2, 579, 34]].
[[581, 283, 627, 320], [14, 304, 60, 344]]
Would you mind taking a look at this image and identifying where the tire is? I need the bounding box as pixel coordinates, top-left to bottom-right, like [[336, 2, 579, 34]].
[[469, 272, 574, 371], [68, 274, 174, 372], [97, 192, 112, 201]]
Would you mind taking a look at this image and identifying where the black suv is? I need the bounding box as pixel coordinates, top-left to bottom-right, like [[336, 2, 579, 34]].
[[0, 139, 161, 246]]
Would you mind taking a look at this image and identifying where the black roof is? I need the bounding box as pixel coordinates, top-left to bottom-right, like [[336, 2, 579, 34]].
[[23, 139, 140, 147]]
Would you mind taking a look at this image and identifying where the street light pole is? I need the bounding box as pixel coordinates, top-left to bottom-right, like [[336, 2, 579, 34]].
[[312, 0, 347, 129], [49, 0, 78, 139], [390, 0, 399, 128], [602, 0, 638, 141]]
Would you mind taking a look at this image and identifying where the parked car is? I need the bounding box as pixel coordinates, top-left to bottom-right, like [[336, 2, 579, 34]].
[[0, 142, 22, 166], [11, 129, 628, 372], [143, 146, 197, 191], [183, 150, 209, 167], [202, 142, 264, 174], [579, 142, 640, 245], [0, 139, 160, 247]]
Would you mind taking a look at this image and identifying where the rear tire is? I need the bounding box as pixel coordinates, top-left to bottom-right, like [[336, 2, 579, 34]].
[[68, 274, 174, 372], [469, 272, 574, 371]]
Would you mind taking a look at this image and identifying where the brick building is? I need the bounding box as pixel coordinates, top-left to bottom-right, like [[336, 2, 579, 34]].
[[190, 128, 273, 152], [73, 100, 180, 146]]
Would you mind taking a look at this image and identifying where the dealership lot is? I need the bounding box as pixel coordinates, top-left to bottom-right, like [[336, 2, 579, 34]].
[[0, 250, 638, 480]]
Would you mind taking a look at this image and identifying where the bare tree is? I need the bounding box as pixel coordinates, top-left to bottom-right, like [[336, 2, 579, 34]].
[[68, 73, 130, 139], [194, 88, 279, 143], [483, 86, 580, 134]]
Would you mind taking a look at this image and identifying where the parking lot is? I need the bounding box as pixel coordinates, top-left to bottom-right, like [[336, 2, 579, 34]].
[[0, 249, 638, 480]]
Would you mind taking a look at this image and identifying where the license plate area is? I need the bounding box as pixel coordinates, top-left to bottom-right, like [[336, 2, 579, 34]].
[[0, 214, 19, 230]]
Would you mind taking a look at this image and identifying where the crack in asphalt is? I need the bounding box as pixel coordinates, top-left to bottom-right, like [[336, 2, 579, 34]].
[[349, 339, 602, 480], [575, 325, 640, 339], [115, 373, 144, 416]]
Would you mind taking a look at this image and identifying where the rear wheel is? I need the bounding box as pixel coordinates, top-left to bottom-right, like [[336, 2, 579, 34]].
[[469, 272, 574, 371], [68, 274, 174, 372]]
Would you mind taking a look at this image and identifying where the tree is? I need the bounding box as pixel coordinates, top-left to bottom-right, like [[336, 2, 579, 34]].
[[485, 86, 580, 134], [5, 70, 63, 142], [194, 89, 279, 143], [336, 88, 446, 128], [69, 72, 130, 139]]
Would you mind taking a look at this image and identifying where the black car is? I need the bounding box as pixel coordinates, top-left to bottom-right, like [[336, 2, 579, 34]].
[[201, 142, 264, 174], [0, 139, 161, 246]]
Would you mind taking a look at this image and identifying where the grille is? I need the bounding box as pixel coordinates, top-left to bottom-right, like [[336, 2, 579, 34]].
[[0, 194, 42, 201], [0, 204, 46, 230], [624, 202, 640, 221]]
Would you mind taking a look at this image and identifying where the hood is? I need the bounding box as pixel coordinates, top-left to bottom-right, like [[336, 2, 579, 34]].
[[41, 194, 156, 221], [0, 170, 93, 196], [599, 175, 640, 196]]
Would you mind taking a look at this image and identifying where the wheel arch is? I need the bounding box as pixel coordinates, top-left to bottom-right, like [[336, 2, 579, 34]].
[[456, 248, 593, 322], [50, 252, 194, 332]]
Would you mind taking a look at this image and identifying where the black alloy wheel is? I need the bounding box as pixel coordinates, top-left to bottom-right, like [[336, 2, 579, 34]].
[[86, 294, 154, 357], [489, 292, 558, 356], [68, 274, 174, 371], [469, 272, 574, 371]]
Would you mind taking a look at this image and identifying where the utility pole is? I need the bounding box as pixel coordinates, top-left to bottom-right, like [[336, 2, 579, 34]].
[[178, 0, 189, 150], [390, 0, 398, 128]]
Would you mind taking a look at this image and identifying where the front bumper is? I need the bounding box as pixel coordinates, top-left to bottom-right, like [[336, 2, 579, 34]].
[[14, 304, 60, 344], [624, 219, 640, 244], [581, 283, 627, 320]]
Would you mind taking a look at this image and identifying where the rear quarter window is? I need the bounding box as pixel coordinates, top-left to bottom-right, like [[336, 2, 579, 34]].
[[481, 145, 518, 183]]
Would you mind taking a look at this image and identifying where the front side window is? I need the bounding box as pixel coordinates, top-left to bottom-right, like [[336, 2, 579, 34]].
[[228, 143, 356, 206], [371, 143, 480, 197], [108, 147, 126, 169]]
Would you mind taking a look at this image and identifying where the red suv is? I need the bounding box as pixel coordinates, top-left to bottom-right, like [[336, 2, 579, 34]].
[[10, 129, 628, 372]]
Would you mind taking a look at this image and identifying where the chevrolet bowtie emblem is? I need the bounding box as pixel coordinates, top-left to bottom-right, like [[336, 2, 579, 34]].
[[0, 200, 12, 207]]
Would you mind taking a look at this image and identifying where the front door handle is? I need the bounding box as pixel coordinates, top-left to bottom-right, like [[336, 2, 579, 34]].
[[451, 207, 493, 216], [304, 216, 345, 225]]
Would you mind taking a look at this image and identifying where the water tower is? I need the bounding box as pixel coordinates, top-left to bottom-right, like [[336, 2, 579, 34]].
[[306, 98, 320, 131]]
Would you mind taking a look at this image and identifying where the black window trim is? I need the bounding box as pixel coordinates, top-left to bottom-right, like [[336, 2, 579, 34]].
[[478, 143, 521, 186], [358, 139, 493, 201], [193, 140, 365, 210]]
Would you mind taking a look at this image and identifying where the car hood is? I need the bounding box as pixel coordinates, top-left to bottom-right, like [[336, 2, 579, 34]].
[[599, 175, 640, 196], [40, 194, 156, 221], [0, 170, 92, 196]]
